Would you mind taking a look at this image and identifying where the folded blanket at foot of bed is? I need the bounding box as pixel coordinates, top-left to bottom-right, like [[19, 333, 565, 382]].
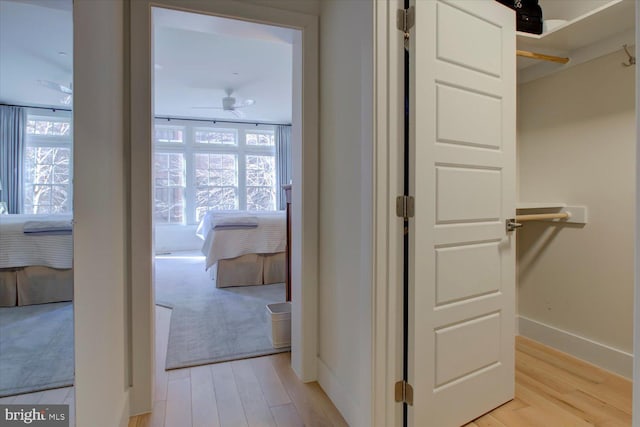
[[23, 220, 73, 234]]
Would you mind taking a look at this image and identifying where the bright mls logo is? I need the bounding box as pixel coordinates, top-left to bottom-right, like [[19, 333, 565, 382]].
[[0, 405, 69, 427]]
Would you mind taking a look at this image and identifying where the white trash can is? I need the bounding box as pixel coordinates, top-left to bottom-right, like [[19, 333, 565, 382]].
[[266, 302, 291, 348]]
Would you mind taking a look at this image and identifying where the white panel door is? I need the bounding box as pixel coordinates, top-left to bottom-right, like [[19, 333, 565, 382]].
[[408, 1, 516, 426]]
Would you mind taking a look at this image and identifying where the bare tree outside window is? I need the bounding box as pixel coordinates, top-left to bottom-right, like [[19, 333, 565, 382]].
[[246, 155, 276, 210], [23, 117, 73, 214], [194, 153, 238, 221], [154, 152, 185, 223]]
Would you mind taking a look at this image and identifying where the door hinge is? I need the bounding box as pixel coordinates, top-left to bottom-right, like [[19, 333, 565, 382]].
[[396, 6, 415, 50], [395, 380, 414, 406], [396, 195, 415, 220]]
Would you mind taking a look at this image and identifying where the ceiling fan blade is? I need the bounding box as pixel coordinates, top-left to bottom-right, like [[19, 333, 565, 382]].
[[233, 99, 255, 108], [192, 106, 224, 109], [60, 95, 72, 105], [231, 109, 245, 119], [38, 80, 72, 94]]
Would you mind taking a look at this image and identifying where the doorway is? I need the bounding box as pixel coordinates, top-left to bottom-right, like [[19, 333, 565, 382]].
[[151, 6, 298, 373], [130, 0, 319, 413]]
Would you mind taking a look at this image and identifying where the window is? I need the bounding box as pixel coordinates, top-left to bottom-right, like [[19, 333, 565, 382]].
[[195, 153, 238, 219], [154, 125, 184, 143], [194, 128, 237, 145], [23, 112, 73, 214], [154, 152, 186, 223], [153, 120, 278, 225], [245, 155, 276, 211]]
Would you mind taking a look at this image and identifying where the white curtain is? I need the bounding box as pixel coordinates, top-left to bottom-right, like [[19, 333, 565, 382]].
[[0, 105, 26, 213], [275, 125, 292, 210]]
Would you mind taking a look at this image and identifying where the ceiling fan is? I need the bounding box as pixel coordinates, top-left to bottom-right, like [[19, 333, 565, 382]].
[[193, 88, 255, 118], [38, 80, 72, 105]]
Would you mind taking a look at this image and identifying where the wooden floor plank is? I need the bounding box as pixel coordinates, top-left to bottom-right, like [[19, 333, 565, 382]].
[[270, 403, 304, 427], [211, 362, 248, 427], [12, 391, 44, 404], [149, 400, 166, 427], [65, 388, 75, 427], [517, 346, 631, 415], [270, 352, 336, 427], [38, 387, 71, 404], [133, 305, 635, 427], [167, 368, 191, 380], [231, 359, 276, 427], [165, 376, 192, 427], [154, 307, 171, 402], [465, 336, 632, 427], [190, 364, 220, 427], [0, 395, 16, 404], [250, 355, 291, 408], [473, 414, 509, 427]]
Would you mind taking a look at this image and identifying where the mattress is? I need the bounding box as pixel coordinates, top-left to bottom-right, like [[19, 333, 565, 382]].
[[0, 214, 73, 269], [197, 211, 286, 270]]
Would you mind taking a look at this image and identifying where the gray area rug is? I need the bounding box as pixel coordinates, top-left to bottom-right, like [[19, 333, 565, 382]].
[[155, 253, 289, 370], [0, 302, 74, 397]]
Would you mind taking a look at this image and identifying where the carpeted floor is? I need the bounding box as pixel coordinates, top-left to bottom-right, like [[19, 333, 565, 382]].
[[0, 302, 74, 397], [155, 252, 289, 370]]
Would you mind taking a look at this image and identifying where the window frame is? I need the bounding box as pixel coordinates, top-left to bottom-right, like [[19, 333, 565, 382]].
[[23, 109, 74, 214], [153, 119, 277, 225]]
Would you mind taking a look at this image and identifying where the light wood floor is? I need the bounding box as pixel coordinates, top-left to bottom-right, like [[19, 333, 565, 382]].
[[129, 306, 347, 427], [2, 307, 629, 427], [464, 336, 632, 427]]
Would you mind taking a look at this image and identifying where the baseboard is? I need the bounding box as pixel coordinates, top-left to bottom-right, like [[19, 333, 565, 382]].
[[518, 315, 633, 379], [316, 357, 363, 427]]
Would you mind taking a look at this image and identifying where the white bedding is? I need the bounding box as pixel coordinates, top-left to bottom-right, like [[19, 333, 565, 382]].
[[197, 211, 286, 270], [0, 214, 73, 269]]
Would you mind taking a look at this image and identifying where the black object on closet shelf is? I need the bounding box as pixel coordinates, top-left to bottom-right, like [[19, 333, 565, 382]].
[[495, 0, 543, 35]]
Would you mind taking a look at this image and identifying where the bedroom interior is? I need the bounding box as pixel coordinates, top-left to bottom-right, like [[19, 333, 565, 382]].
[[150, 7, 297, 372], [0, 0, 75, 408]]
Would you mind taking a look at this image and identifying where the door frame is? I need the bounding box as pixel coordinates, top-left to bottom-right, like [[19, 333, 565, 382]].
[[633, 13, 640, 427], [372, 1, 404, 426], [129, 0, 318, 414]]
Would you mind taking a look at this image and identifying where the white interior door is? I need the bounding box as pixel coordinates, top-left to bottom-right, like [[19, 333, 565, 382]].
[[408, 1, 516, 426]]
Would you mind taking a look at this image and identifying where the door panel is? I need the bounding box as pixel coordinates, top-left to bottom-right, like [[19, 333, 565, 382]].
[[436, 83, 502, 149], [408, 0, 516, 425], [435, 241, 501, 305]]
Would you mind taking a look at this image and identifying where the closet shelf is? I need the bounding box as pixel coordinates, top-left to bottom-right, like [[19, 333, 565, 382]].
[[516, 0, 635, 53], [516, 202, 566, 210], [516, 0, 635, 82]]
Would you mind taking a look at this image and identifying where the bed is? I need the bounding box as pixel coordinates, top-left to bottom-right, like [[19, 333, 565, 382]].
[[0, 214, 73, 306], [196, 211, 286, 288]]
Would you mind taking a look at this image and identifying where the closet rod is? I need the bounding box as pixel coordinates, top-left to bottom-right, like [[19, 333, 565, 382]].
[[516, 49, 570, 64], [515, 212, 570, 222]]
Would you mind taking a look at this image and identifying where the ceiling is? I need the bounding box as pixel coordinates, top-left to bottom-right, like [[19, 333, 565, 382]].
[[0, 1, 295, 124]]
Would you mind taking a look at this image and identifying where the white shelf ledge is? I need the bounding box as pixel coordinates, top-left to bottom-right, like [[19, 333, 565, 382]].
[[516, 0, 634, 53], [516, 0, 636, 83], [516, 202, 567, 210]]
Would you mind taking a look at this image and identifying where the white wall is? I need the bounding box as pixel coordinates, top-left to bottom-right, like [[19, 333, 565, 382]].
[[318, 1, 373, 426], [73, 0, 130, 426], [154, 225, 201, 253], [517, 49, 636, 376], [243, 0, 319, 16]]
